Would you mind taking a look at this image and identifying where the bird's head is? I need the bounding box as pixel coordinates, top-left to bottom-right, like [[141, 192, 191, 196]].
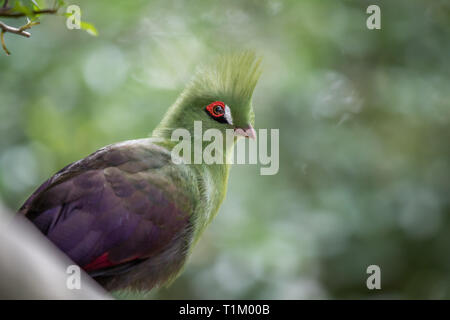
[[154, 51, 262, 140]]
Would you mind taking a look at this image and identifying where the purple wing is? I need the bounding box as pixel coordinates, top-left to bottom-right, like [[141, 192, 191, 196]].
[[19, 140, 196, 284]]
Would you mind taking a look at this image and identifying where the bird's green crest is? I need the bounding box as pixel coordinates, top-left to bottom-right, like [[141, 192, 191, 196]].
[[185, 50, 262, 104], [153, 51, 262, 140], [187, 51, 261, 102]]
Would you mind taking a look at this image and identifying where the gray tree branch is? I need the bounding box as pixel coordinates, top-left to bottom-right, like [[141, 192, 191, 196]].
[[0, 203, 111, 299], [0, 1, 59, 55], [0, 8, 58, 17], [0, 20, 32, 37]]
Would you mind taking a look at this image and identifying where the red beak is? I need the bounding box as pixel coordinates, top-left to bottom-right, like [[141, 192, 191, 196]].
[[234, 125, 256, 140]]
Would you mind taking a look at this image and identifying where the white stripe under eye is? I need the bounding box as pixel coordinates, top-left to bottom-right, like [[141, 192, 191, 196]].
[[224, 105, 233, 125]]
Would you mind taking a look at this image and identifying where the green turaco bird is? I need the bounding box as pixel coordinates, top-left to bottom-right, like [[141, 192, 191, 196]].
[[19, 51, 261, 291]]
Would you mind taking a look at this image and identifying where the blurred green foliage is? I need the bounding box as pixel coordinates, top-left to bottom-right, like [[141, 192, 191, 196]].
[[1, 0, 450, 299]]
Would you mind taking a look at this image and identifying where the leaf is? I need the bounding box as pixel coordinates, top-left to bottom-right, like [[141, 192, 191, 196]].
[[13, 0, 34, 17], [31, 0, 40, 9], [30, 0, 46, 9], [80, 21, 98, 37]]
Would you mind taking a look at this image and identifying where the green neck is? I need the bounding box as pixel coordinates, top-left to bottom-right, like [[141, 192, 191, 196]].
[[152, 110, 234, 244], [152, 96, 236, 171]]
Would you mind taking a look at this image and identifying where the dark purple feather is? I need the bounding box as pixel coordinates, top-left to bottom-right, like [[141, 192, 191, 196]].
[[19, 139, 196, 290]]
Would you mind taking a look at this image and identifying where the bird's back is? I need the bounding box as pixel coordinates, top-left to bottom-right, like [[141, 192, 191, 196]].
[[19, 138, 200, 290]]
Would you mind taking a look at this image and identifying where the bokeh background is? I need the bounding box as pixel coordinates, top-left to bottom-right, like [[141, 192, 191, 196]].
[[1, 0, 450, 299]]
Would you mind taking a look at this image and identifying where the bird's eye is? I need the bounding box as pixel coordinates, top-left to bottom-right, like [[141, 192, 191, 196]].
[[213, 105, 224, 115], [206, 101, 226, 118]]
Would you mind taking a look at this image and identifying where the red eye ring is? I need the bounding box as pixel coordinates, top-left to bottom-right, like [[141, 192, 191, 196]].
[[206, 101, 225, 118]]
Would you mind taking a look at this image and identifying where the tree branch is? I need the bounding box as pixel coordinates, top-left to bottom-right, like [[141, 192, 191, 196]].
[[0, 8, 58, 17], [0, 19, 40, 55], [0, 2, 59, 55], [0, 20, 32, 37], [0, 203, 111, 299]]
